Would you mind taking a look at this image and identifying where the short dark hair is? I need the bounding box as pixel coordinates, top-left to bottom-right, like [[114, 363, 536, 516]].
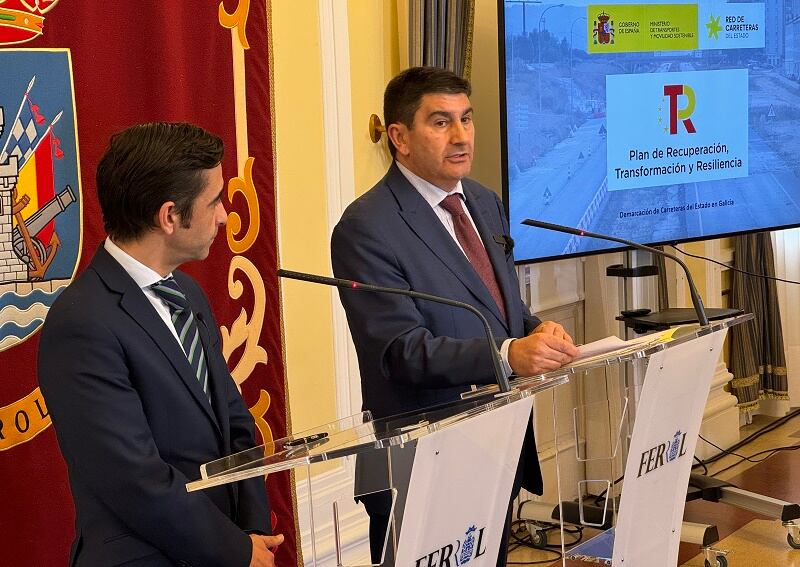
[[383, 66, 471, 157], [96, 122, 224, 242]]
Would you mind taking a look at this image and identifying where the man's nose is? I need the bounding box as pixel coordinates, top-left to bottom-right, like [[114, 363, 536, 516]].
[[450, 121, 468, 143], [216, 202, 228, 226]]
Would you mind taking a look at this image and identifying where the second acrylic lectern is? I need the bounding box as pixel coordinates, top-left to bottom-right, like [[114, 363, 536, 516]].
[[499, 314, 753, 566]]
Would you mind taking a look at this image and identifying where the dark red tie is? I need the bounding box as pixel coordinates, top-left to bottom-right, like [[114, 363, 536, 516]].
[[440, 194, 506, 322]]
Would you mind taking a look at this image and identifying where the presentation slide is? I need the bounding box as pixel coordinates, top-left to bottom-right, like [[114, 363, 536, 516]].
[[502, 0, 800, 262]]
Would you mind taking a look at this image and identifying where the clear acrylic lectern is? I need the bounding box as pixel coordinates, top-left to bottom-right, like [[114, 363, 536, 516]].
[[467, 314, 753, 566], [187, 373, 570, 566]]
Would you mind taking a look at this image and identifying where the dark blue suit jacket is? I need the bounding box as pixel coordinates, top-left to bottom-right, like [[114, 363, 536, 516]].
[[331, 163, 543, 493], [38, 245, 270, 567]]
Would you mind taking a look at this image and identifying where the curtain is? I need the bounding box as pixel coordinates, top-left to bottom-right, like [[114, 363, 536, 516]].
[[772, 228, 800, 404], [729, 232, 789, 417], [409, 0, 475, 77], [0, 2, 296, 565]]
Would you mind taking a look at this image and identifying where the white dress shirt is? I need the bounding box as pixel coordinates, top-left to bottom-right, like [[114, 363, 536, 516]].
[[396, 161, 480, 259], [395, 162, 516, 376], [103, 237, 184, 349]]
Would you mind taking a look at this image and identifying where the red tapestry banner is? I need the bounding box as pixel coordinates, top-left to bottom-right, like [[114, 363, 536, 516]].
[[0, 2, 296, 565]]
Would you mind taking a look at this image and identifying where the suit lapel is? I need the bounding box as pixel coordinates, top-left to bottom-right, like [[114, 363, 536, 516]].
[[91, 246, 222, 435], [386, 165, 508, 329]]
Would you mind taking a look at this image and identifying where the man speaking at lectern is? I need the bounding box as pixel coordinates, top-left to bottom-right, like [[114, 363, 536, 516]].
[[38, 123, 281, 567], [331, 67, 578, 564]]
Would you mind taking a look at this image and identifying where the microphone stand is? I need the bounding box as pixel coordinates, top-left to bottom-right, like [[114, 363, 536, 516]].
[[277, 269, 512, 393], [522, 219, 710, 327]]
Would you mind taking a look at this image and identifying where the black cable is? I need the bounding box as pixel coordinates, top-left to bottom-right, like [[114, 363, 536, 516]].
[[692, 407, 800, 470], [506, 520, 563, 564], [741, 443, 800, 460], [709, 443, 800, 478], [694, 412, 800, 476], [693, 454, 708, 476], [510, 520, 584, 546], [667, 244, 800, 285], [698, 433, 764, 464], [506, 519, 587, 564], [593, 411, 799, 497], [593, 476, 624, 506], [663, 245, 800, 474]]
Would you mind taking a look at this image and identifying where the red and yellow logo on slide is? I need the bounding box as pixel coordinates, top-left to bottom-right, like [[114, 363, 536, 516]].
[[663, 84, 697, 135], [0, 0, 59, 46]]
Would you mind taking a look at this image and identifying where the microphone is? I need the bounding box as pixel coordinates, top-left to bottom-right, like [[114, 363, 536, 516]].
[[521, 219, 710, 327], [277, 268, 512, 393]]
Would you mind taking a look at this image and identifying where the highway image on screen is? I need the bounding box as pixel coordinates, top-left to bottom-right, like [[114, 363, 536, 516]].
[[503, 0, 800, 262]]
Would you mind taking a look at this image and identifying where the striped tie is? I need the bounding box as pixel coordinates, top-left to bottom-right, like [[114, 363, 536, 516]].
[[439, 194, 507, 322], [150, 277, 210, 401]]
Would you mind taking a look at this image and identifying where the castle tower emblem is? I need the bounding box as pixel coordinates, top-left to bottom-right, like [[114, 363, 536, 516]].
[[0, 52, 82, 354], [0, 128, 29, 283]]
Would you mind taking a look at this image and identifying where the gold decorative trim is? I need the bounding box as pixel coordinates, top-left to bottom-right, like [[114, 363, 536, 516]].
[[759, 364, 788, 376], [249, 388, 274, 460], [226, 157, 260, 254], [462, 0, 475, 79], [736, 400, 759, 413], [760, 391, 790, 401], [221, 255, 269, 385], [219, 0, 251, 50], [730, 375, 759, 389]]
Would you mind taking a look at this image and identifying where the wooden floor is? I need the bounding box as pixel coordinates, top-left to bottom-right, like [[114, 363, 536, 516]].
[[507, 414, 800, 566], [678, 448, 800, 565]]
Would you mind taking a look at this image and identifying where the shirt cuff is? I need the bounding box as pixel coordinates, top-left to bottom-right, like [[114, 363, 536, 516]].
[[499, 338, 515, 378]]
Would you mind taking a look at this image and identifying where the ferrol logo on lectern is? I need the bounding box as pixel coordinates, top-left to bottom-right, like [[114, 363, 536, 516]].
[[415, 524, 489, 567], [637, 430, 688, 478]]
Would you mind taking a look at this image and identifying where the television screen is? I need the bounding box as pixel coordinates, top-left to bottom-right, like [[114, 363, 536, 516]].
[[500, 0, 800, 263]]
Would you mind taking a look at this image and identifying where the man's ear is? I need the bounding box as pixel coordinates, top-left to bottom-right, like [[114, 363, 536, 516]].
[[387, 123, 411, 157], [156, 201, 179, 235]]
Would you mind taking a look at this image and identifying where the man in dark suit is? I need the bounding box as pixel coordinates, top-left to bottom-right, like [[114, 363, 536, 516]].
[[38, 123, 282, 567], [331, 67, 578, 564]]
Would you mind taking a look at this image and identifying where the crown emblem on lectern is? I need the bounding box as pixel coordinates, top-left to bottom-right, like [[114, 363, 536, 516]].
[[667, 430, 684, 462], [0, 1, 60, 46], [457, 526, 477, 565]]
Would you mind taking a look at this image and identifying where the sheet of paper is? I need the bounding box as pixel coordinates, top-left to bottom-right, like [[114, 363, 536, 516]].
[[573, 330, 673, 363], [576, 335, 628, 359]]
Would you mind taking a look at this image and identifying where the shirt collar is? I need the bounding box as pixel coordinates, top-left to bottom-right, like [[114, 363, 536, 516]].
[[104, 237, 171, 290], [396, 161, 465, 209]]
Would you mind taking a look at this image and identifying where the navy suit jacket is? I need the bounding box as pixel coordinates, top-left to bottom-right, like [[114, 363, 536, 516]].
[[331, 163, 543, 493], [38, 245, 270, 567]]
